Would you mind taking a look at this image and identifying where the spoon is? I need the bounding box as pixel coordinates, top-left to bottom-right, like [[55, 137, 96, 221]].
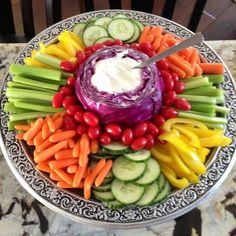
[[133, 32, 204, 69]]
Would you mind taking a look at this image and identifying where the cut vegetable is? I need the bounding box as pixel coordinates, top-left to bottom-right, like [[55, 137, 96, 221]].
[[94, 17, 112, 29], [125, 20, 140, 43], [124, 150, 151, 162], [102, 142, 130, 155], [93, 190, 115, 201], [152, 181, 170, 203], [94, 36, 113, 44], [73, 23, 86, 36]]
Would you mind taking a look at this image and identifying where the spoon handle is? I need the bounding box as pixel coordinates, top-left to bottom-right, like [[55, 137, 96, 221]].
[[135, 32, 204, 69]]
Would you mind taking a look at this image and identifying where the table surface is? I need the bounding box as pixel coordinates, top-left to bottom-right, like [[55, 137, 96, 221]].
[[0, 41, 236, 236]]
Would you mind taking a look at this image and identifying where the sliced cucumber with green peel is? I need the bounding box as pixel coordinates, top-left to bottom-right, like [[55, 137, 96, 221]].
[[94, 17, 112, 29], [133, 20, 144, 31], [112, 156, 146, 181], [73, 23, 86, 37], [103, 200, 124, 209], [136, 181, 160, 206], [124, 150, 151, 162], [95, 36, 113, 44], [90, 153, 115, 160], [135, 158, 160, 185], [125, 21, 140, 43], [83, 25, 108, 46], [102, 176, 114, 185], [93, 190, 115, 201], [93, 182, 112, 192], [108, 19, 135, 41], [113, 14, 129, 19], [111, 178, 145, 204], [102, 142, 131, 155], [157, 173, 166, 190], [152, 181, 170, 204]]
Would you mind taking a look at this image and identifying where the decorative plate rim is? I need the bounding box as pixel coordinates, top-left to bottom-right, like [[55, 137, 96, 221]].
[[1, 9, 236, 229]]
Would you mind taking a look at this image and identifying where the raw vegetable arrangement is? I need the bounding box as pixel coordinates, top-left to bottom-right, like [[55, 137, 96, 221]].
[[4, 13, 232, 209]]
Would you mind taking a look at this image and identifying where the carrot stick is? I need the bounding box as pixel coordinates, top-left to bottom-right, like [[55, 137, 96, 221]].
[[23, 117, 44, 141], [54, 148, 74, 160], [36, 137, 53, 153], [157, 34, 169, 53], [15, 124, 31, 131], [35, 140, 67, 163], [49, 158, 78, 170], [36, 162, 51, 173], [73, 139, 80, 157], [90, 139, 99, 154], [67, 164, 78, 174], [60, 111, 67, 117], [138, 26, 151, 43], [166, 37, 181, 47], [49, 130, 76, 142], [67, 138, 75, 148], [194, 63, 203, 76], [47, 116, 56, 133], [54, 117, 64, 130], [79, 134, 90, 167], [42, 118, 51, 139], [16, 133, 25, 140], [189, 48, 198, 65], [150, 26, 163, 36], [145, 34, 154, 43], [168, 61, 187, 78], [199, 63, 224, 74], [73, 165, 87, 187], [95, 160, 113, 187], [57, 180, 84, 189], [50, 171, 62, 181], [52, 112, 60, 120], [27, 138, 34, 146], [84, 168, 92, 200], [34, 131, 44, 146], [152, 35, 163, 51], [54, 168, 73, 185]]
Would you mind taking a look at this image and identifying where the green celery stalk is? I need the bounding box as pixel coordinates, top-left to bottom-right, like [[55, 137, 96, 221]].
[[181, 76, 202, 83], [13, 75, 59, 91], [202, 122, 225, 129], [215, 95, 225, 104], [176, 94, 216, 104], [204, 74, 224, 84], [189, 102, 216, 113], [10, 112, 54, 121], [9, 64, 61, 81], [35, 77, 67, 85], [4, 102, 31, 113], [183, 86, 217, 95], [7, 120, 28, 130], [62, 72, 74, 78], [188, 110, 215, 117], [14, 101, 64, 113], [184, 77, 209, 90], [215, 105, 230, 114], [35, 52, 61, 69]]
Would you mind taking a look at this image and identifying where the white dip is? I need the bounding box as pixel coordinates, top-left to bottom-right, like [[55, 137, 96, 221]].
[[91, 52, 142, 93]]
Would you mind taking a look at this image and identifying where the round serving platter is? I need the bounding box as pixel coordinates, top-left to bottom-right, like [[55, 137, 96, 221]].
[[0, 10, 236, 228]]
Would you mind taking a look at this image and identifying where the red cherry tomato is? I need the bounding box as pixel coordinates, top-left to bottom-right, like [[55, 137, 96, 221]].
[[52, 92, 63, 108], [67, 76, 75, 87], [76, 50, 83, 57], [103, 40, 113, 46], [156, 59, 169, 70], [146, 122, 159, 136], [85, 50, 93, 58], [100, 133, 111, 145], [147, 50, 156, 58], [163, 91, 177, 106], [174, 98, 191, 110], [113, 39, 123, 46], [88, 125, 101, 139], [153, 114, 165, 127], [123, 43, 130, 48], [130, 43, 140, 50], [144, 134, 155, 149], [63, 115, 77, 130], [60, 60, 76, 73], [66, 105, 81, 116], [63, 95, 76, 109], [74, 111, 84, 123], [59, 86, 72, 97], [161, 107, 178, 119], [160, 70, 172, 80], [77, 53, 87, 65], [92, 43, 106, 51], [174, 81, 185, 94], [76, 124, 88, 136], [131, 137, 147, 151], [134, 122, 148, 137], [104, 123, 122, 137], [171, 72, 179, 83], [121, 128, 134, 146], [83, 112, 99, 127], [139, 41, 152, 53]]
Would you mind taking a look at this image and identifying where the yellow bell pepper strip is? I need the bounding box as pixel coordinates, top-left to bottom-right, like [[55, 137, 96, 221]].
[[65, 31, 85, 49], [159, 163, 189, 188], [150, 145, 172, 163], [45, 44, 72, 60], [24, 57, 43, 67], [58, 36, 77, 56], [163, 118, 208, 131], [196, 147, 210, 163], [199, 133, 224, 147], [218, 136, 232, 146]]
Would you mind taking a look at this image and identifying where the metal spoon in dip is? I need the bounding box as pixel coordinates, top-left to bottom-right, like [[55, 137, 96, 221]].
[[133, 32, 204, 69]]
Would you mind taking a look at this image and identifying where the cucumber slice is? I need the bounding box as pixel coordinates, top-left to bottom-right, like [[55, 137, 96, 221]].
[[136, 181, 160, 206], [102, 176, 114, 185], [157, 173, 166, 190], [94, 36, 113, 44], [83, 25, 108, 46], [125, 21, 140, 43], [111, 178, 145, 204], [152, 181, 170, 203], [108, 19, 135, 41], [93, 182, 112, 192], [93, 190, 115, 201], [112, 156, 146, 181], [102, 142, 131, 155], [133, 20, 144, 32], [94, 17, 112, 29], [103, 200, 124, 209], [73, 23, 86, 37], [106, 170, 114, 178], [135, 158, 160, 185], [124, 150, 151, 162], [113, 14, 129, 19], [90, 154, 115, 160]]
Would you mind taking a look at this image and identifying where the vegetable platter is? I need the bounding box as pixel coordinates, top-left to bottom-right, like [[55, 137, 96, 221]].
[[0, 10, 236, 228]]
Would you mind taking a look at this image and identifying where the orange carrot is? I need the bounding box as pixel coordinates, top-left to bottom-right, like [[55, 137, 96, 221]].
[[54, 149, 74, 160], [168, 61, 187, 78], [27, 138, 34, 146], [157, 34, 169, 53], [57, 180, 84, 189], [23, 118, 44, 141], [73, 139, 80, 157], [95, 160, 113, 187], [34, 131, 44, 146], [150, 26, 163, 36], [199, 63, 224, 75], [36, 162, 51, 173], [145, 34, 154, 43], [52, 112, 60, 120], [16, 133, 25, 140], [189, 48, 198, 65], [36, 137, 53, 153], [152, 35, 163, 51], [54, 117, 64, 130], [84, 168, 92, 200], [49, 158, 78, 170], [194, 63, 203, 76], [49, 130, 76, 142], [50, 171, 62, 181], [47, 116, 56, 132], [73, 165, 87, 187], [15, 124, 31, 131], [54, 168, 73, 185], [42, 118, 51, 139], [166, 37, 181, 47], [67, 164, 78, 174], [67, 138, 75, 148], [79, 134, 90, 167], [138, 26, 151, 43], [90, 139, 99, 154], [35, 140, 67, 163], [60, 110, 67, 117]]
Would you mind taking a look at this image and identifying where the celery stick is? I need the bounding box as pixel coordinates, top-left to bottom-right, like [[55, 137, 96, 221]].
[[4, 102, 31, 113], [203, 122, 225, 129], [216, 95, 225, 104], [180, 76, 202, 83], [35, 77, 67, 85], [35, 52, 61, 69], [14, 101, 64, 113], [215, 105, 230, 114], [6, 88, 54, 103], [13, 75, 59, 91], [27, 119, 36, 124], [189, 102, 216, 113], [62, 72, 74, 78], [7, 120, 27, 130], [176, 94, 216, 104], [9, 64, 61, 81], [10, 112, 54, 121], [204, 74, 224, 84], [183, 86, 217, 95], [184, 77, 209, 90], [178, 111, 227, 124], [188, 110, 215, 117]]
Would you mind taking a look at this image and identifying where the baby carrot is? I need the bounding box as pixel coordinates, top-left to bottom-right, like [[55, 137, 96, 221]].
[[36, 162, 51, 173], [54, 117, 64, 130], [54, 149, 74, 160], [199, 63, 224, 75], [145, 34, 154, 43], [168, 61, 187, 78], [57, 180, 84, 189], [73, 165, 87, 187], [189, 48, 198, 65], [54, 168, 73, 185], [27, 138, 34, 146], [67, 138, 75, 148], [79, 134, 90, 167], [34, 131, 44, 146], [16, 133, 25, 140], [35, 140, 67, 162], [67, 165, 78, 174], [47, 116, 56, 133], [138, 26, 151, 43], [60, 111, 67, 117], [95, 160, 113, 187], [157, 34, 169, 53], [49, 130, 76, 142], [50, 171, 62, 181], [36, 137, 53, 153], [23, 117, 44, 141], [42, 118, 51, 140], [90, 139, 99, 154], [52, 112, 60, 120], [15, 124, 31, 131], [150, 26, 163, 36], [152, 35, 162, 51], [194, 63, 203, 76], [49, 158, 78, 170], [73, 139, 80, 157], [84, 168, 92, 200]]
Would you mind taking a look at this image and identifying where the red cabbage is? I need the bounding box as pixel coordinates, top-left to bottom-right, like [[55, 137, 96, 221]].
[[75, 46, 164, 125]]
